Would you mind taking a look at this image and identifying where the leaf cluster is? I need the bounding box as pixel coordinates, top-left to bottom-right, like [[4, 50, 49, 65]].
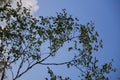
[[0, 1, 115, 80]]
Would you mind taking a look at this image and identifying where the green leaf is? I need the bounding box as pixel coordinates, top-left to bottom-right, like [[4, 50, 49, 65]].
[[68, 47, 73, 51]]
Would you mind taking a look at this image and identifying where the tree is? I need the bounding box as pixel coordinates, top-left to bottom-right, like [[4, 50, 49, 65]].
[[0, 1, 115, 80]]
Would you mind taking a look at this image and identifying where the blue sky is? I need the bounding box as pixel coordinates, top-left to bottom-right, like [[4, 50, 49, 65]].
[[17, 0, 120, 80]]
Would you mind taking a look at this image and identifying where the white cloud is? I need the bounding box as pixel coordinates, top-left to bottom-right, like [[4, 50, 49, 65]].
[[21, 0, 39, 14], [12, 0, 39, 14]]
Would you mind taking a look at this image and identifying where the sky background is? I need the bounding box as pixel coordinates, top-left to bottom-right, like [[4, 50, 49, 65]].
[[7, 0, 120, 80]]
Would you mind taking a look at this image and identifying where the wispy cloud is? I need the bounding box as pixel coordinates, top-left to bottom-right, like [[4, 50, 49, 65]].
[[12, 0, 39, 14], [21, 0, 39, 14]]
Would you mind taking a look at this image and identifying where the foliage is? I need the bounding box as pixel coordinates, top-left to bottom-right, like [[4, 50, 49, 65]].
[[45, 67, 70, 80], [0, 1, 115, 80]]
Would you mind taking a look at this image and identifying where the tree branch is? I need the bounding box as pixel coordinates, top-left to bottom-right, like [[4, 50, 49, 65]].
[[0, 57, 9, 80], [1, 62, 6, 80], [14, 56, 24, 80], [40, 60, 73, 66], [13, 53, 52, 80], [12, 35, 81, 80]]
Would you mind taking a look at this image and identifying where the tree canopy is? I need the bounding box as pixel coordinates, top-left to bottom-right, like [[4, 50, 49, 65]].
[[0, 1, 115, 80]]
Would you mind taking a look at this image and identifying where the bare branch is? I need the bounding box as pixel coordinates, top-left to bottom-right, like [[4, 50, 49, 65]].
[[14, 56, 24, 79], [13, 53, 52, 80], [10, 67, 14, 80]]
